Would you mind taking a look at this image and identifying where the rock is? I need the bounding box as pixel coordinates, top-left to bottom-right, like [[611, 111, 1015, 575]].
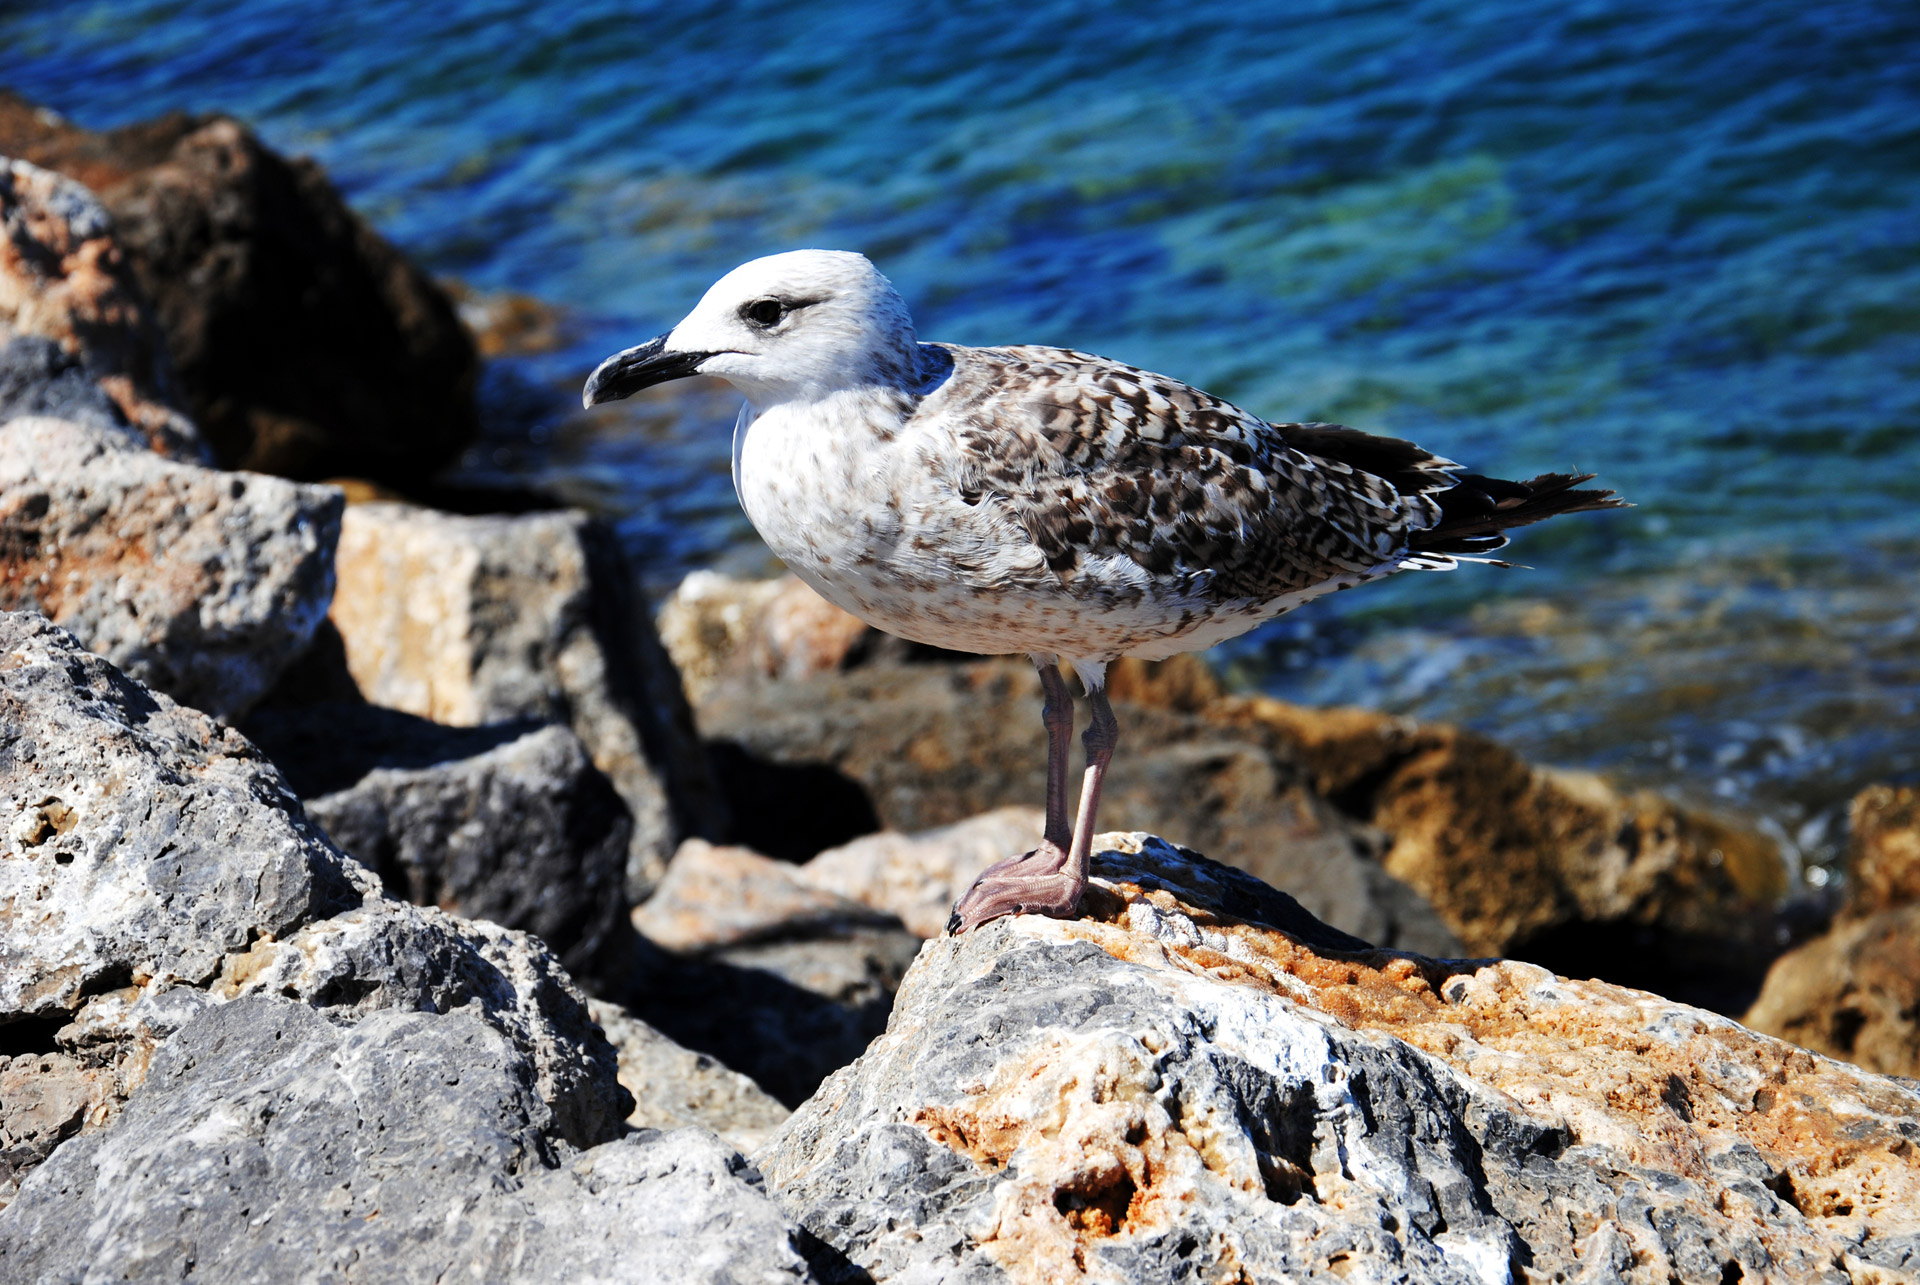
[[0, 417, 342, 719], [0, 157, 204, 458], [0, 91, 479, 485], [1743, 903, 1920, 1080], [763, 832, 1920, 1284], [305, 725, 630, 983], [624, 839, 923, 1107], [0, 612, 629, 1203], [239, 696, 543, 800], [659, 570, 876, 704], [0, 997, 823, 1284], [327, 501, 724, 900], [587, 997, 792, 1155], [1843, 784, 1920, 918], [1236, 695, 1789, 975], [696, 659, 1462, 957], [799, 807, 1051, 939]]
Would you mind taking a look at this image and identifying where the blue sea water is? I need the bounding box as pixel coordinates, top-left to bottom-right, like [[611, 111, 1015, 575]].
[[5, 0, 1917, 872]]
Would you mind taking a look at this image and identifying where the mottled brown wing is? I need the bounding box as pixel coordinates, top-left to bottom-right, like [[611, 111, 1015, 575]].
[[938, 345, 1456, 602]]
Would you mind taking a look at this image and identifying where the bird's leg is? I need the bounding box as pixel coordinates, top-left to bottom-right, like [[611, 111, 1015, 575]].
[[1065, 683, 1120, 877], [947, 656, 1079, 933]]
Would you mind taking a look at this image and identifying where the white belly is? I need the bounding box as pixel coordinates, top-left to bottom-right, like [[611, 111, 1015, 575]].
[[732, 399, 1314, 662]]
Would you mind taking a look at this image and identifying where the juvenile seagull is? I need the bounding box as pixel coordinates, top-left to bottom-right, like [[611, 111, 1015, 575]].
[[585, 250, 1623, 933]]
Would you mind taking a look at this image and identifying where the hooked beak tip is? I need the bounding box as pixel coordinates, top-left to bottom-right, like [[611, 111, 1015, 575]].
[[582, 334, 714, 409]]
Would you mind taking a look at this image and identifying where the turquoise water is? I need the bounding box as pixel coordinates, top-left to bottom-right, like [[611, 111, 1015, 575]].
[[6, 0, 1917, 873]]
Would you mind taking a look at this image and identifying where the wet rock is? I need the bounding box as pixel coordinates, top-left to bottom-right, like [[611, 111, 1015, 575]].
[[327, 501, 724, 900], [799, 808, 1051, 939], [0, 416, 342, 719], [1231, 697, 1790, 1008], [0, 612, 629, 1202], [1743, 903, 1920, 1080], [0, 157, 203, 458], [624, 839, 923, 1107], [1843, 784, 1920, 918], [587, 997, 792, 1155], [0, 91, 479, 484], [0, 997, 822, 1284], [763, 832, 1920, 1284], [696, 659, 1461, 956], [305, 725, 630, 983]]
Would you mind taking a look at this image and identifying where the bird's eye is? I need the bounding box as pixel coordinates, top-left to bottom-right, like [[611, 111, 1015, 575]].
[[744, 298, 785, 327]]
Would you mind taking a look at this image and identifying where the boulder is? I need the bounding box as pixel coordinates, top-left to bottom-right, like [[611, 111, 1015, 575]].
[[0, 417, 342, 720], [763, 833, 1920, 1284], [1741, 783, 1920, 1079], [695, 659, 1462, 957], [798, 807, 1051, 939], [0, 612, 629, 1204], [1843, 784, 1920, 918], [1743, 903, 1920, 1080], [305, 724, 630, 983], [326, 501, 724, 900], [625, 839, 922, 1106], [587, 997, 792, 1155], [0, 91, 479, 484], [0, 156, 203, 458], [659, 570, 876, 703], [0, 997, 824, 1284]]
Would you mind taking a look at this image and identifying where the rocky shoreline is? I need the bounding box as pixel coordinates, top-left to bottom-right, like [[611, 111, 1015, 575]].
[[4, 99, 1919, 1281]]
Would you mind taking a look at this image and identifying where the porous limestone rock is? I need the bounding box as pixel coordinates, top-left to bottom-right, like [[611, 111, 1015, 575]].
[[0, 91, 478, 483], [627, 839, 922, 1106], [1842, 784, 1920, 918], [0, 613, 629, 1204], [762, 833, 1920, 1284], [587, 997, 792, 1155], [0, 417, 342, 719], [0, 156, 203, 458], [0, 997, 823, 1284], [328, 501, 722, 900], [305, 724, 631, 982]]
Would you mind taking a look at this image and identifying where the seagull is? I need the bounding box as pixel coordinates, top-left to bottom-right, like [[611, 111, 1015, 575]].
[[585, 250, 1624, 934]]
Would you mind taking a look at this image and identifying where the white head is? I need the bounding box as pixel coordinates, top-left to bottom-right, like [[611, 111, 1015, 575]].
[[583, 250, 920, 410]]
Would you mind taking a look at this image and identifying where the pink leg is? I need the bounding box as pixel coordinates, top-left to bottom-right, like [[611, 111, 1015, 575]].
[[947, 665, 1119, 934]]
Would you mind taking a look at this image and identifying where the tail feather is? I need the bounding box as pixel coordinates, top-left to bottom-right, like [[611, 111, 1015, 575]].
[[1410, 472, 1627, 557]]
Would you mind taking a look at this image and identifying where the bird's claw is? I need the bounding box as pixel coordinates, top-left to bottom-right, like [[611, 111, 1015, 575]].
[[946, 840, 1086, 934]]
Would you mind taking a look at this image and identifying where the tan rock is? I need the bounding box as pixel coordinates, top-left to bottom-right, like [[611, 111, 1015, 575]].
[[0, 158, 202, 458], [1220, 695, 1786, 958], [658, 570, 871, 703], [1845, 784, 1920, 919], [799, 807, 1048, 938], [328, 501, 723, 898], [586, 997, 790, 1155], [765, 833, 1920, 1283], [634, 839, 895, 952], [1744, 904, 1920, 1079]]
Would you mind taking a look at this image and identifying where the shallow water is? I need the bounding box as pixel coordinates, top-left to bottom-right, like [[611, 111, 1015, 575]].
[[6, 0, 1917, 875]]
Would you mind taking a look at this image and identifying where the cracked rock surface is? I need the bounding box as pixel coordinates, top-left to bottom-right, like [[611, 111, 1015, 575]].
[[0, 997, 822, 1284], [762, 834, 1920, 1284], [0, 611, 628, 1204], [0, 417, 342, 719]]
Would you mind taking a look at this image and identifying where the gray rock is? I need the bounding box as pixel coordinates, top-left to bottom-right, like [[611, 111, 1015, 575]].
[[622, 841, 923, 1108], [0, 158, 206, 459], [0, 997, 822, 1284], [762, 833, 1920, 1283], [587, 997, 792, 1155], [0, 418, 342, 719], [0, 613, 629, 1202], [306, 724, 631, 982], [327, 502, 724, 901]]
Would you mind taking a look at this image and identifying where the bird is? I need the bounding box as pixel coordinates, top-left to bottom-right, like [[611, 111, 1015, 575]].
[[584, 250, 1624, 934]]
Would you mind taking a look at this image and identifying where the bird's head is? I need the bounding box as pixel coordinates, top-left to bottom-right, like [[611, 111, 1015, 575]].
[[582, 249, 919, 411]]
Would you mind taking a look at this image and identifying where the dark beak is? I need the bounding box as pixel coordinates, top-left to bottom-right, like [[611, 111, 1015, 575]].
[[581, 335, 717, 408]]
